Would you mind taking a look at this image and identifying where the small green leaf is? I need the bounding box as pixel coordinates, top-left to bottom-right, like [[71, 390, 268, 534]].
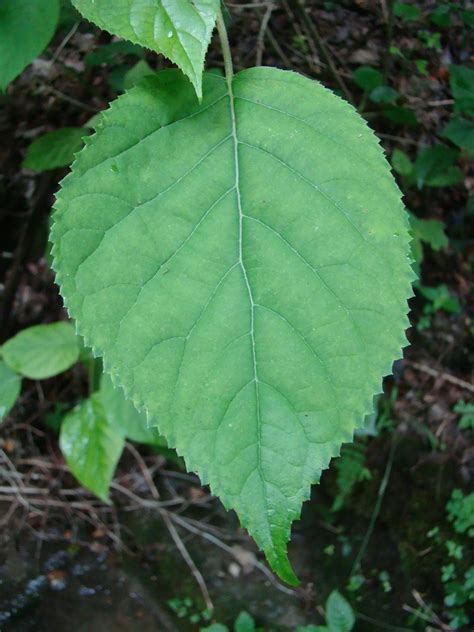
[[85, 41, 145, 67], [391, 149, 413, 177], [383, 106, 417, 126], [123, 60, 155, 90], [430, 4, 451, 29], [60, 396, 124, 501], [0, 361, 21, 421], [415, 59, 429, 76], [460, 10, 474, 28], [52, 68, 414, 584], [369, 86, 399, 105], [441, 117, 474, 155], [450, 65, 474, 116], [409, 217, 445, 270], [352, 67, 383, 92], [414, 145, 463, 189], [71, 0, 220, 99], [2, 322, 80, 379], [0, 0, 60, 91], [234, 611, 255, 632], [393, 2, 421, 21], [201, 626, 228, 632], [23, 128, 88, 172], [325, 590, 355, 632]]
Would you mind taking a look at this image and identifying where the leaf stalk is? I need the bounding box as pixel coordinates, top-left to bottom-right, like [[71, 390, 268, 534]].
[[216, 7, 234, 88]]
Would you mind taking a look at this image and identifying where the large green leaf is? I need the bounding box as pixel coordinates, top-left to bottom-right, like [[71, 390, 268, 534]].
[[0, 361, 21, 421], [2, 322, 80, 379], [71, 0, 219, 99], [51, 68, 414, 583], [60, 396, 124, 501], [100, 373, 165, 445], [0, 0, 60, 91]]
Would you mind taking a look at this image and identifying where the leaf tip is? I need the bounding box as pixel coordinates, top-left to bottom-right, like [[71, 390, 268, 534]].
[[268, 548, 300, 586]]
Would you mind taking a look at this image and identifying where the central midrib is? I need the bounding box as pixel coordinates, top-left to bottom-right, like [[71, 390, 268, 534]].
[[227, 79, 271, 534]]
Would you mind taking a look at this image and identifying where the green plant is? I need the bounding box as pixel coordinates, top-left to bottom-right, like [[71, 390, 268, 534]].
[[201, 610, 257, 632], [407, 212, 449, 273], [294, 590, 355, 632], [437, 490, 474, 628], [0, 322, 81, 421], [331, 442, 371, 512], [23, 128, 89, 173], [446, 489, 474, 537], [0, 0, 60, 91], [416, 284, 461, 331], [60, 372, 168, 501], [392, 145, 464, 189], [0, 0, 415, 584], [454, 400, 474, 431]]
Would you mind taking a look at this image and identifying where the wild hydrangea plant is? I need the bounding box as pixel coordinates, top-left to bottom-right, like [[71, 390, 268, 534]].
[[50, 1, 415, 584]]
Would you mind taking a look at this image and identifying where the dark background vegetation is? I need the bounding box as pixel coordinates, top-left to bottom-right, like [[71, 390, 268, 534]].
[[0, 1, 473, 630]]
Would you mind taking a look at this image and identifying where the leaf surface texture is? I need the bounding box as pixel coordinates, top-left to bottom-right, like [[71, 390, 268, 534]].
[[52, 68, 414, 583], [71, 0, 219, 97]]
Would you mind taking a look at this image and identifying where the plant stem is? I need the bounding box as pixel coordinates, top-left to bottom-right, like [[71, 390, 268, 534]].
[[216, 7, 234, 87]]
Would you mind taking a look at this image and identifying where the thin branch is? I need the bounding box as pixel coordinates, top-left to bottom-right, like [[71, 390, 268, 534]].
[[406, 360, 474, 394], [161, 510, 214, 614], [256, 3, 275, 66]]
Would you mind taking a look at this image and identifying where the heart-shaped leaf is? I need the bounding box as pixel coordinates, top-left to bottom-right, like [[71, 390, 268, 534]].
[[2, 322, 80, 379], [60, 395, 124, 502], [71, 0, 219, 98], [52, 68, 414, 583], [0, 0, 59, 91]]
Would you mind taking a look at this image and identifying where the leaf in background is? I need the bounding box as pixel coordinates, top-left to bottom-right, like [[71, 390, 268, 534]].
[[234, 611, 255, 632], [331, 443, 371, 512], [441, 117, 474, 155], [60, 396, 124, 501], [0, 0, 60, 91], [393, 2, 421, 22], [460, 10, 474, 29], [325, 590, 355, 632], [100, 373, 165, 445], [84, 40, 145, 67], [23, 128, 88, 172], [418, 284, 460, 314], [123, 60, 155, 90], [369, 86, 399, 105], [2, 322, 80, 379], [429, 4, 451, 29], [409, 215, 448, 252], [383, 106, 417, 126], [0, 361, 21, 422], [51, 68, 414, 583], [351, 66, 383, 92], [71, 0, 220, 99], [391, 149, 413, 177], [450, 65, 474, 116], [414, 145, 463, 189]]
